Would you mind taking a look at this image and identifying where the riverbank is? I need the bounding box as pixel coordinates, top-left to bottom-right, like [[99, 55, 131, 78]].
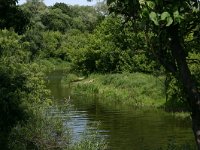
[[61, 72, 191, 120], [63, 73, 166, 108], [57, 71, 194, 149]]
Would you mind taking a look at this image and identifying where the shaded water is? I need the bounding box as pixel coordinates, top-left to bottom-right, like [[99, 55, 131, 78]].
[[47, 71, 195, 150]]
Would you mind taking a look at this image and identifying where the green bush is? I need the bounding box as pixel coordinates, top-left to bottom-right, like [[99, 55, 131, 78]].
[[0, 30, 50, 148], [8, 107, 70, 150], [69, 16, 161, 74]]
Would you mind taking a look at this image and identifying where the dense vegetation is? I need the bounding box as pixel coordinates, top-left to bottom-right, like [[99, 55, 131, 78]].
[[105, 0, 200, 148], [0, 0, 107, 149], [0, 0, 199, 149], [70, 73, 165, 107]]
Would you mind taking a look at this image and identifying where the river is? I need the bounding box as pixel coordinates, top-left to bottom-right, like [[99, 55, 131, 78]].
[[47, 70, 195, 150]]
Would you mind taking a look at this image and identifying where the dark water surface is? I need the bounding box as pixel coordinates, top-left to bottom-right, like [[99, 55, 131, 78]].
[[47, 71, 195, 150]]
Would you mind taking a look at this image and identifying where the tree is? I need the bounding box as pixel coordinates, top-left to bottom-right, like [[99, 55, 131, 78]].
[[88, 15, 159, 73], [0, 29, 50, 149], [0, 0, 29, 34], [21, 28, 45, 59], [41, 8, 71, 32], [70, 5, 103, 32], [20, 0, 46, 30], [51, 2, 76, 17], [106, 0, 200, 148]]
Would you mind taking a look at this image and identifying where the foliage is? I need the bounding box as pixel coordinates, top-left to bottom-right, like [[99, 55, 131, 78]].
[[106, 0, 200, 147], [21, 28, 45, 59], [165, 53, 200, 111], [69, 15, 161, 74], [8, 106, 70, 150], [165, 74, 189, 112], [106, 0, 200, 76], [41, 8, 72, 33], [0, 29, 50, 148], [8, 103, 107, 150], [71, 73, 165, 107], [92, 15, 160, 73], [70, 132, 107, 150], [22, 29, 70, 60], [188, 52, 200, 88], [0, 29, 105, 149], [19, 0, 162, 75], [61, 30, 95, 73], [2, 0, 199, 148], [20, 0, 46, 30], [0, 2, 110, 148], [69, 5, 102, 32], [52, 3, 76, 17], [21, 2, 103, 33], [41, 31, 65, 58], [0, 0, 29, 34]]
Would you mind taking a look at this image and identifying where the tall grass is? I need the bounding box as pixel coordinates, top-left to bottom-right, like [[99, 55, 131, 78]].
[[8, 105, 107, 150], [69, 122, 107, 150], [70, 73, 166, 107]]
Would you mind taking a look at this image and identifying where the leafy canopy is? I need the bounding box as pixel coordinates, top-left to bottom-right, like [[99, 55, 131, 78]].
[[106, 0, 199, 30], [0, 0, 29, 33]]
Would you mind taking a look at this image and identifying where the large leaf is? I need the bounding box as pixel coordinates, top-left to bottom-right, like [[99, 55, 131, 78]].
[[146, 1, 155, 9], [149, 12, 159, 26], [161, 12, 173, 26], [173, 10, 183, 24], [139, 0, 145, 5], [161, 12, 170, 20], [166, 17, 173, 26]]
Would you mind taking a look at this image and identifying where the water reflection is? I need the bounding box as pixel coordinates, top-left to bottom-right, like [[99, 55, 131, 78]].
[[47, 71, 195, 150], [71, 96, 194, 150], [66, 111, 89, 141]]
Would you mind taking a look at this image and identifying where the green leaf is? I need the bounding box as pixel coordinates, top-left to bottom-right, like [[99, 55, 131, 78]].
[[161, 12, 173, 26], [166, 17, 173, 26], [149, 12, 159, 26], [173, 10, 183, 24], [146, 1, 155, 9], [139, 0, 145, 5], [173, 10, 179, 18], [141, 8, 149, 17], [161, 12, 170, 21]]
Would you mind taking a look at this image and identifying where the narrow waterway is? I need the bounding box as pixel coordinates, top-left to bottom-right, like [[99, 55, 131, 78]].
[[47, 71, 195, 150]]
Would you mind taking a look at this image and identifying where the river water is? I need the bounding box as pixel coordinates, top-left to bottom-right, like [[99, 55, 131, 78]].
[[47, 71, 195, 150]]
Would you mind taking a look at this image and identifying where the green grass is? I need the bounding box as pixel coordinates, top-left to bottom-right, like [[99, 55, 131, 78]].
[[69, 73, 166, 108], [69, 122, 107, 150]]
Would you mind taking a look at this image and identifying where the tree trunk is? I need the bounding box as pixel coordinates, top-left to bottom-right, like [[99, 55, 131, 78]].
[[169, 25, 200, 149]]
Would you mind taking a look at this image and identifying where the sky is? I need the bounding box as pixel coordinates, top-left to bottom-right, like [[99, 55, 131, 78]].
[[18, 0, 97, 6]]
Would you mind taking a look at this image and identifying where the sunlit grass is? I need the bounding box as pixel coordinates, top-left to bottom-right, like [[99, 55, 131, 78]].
[[69, 73, 166, 108]]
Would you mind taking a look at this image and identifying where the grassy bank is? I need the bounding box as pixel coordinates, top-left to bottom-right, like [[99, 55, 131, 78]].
[[8, 59, 107, 149], [64, 73, 166, 108]]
